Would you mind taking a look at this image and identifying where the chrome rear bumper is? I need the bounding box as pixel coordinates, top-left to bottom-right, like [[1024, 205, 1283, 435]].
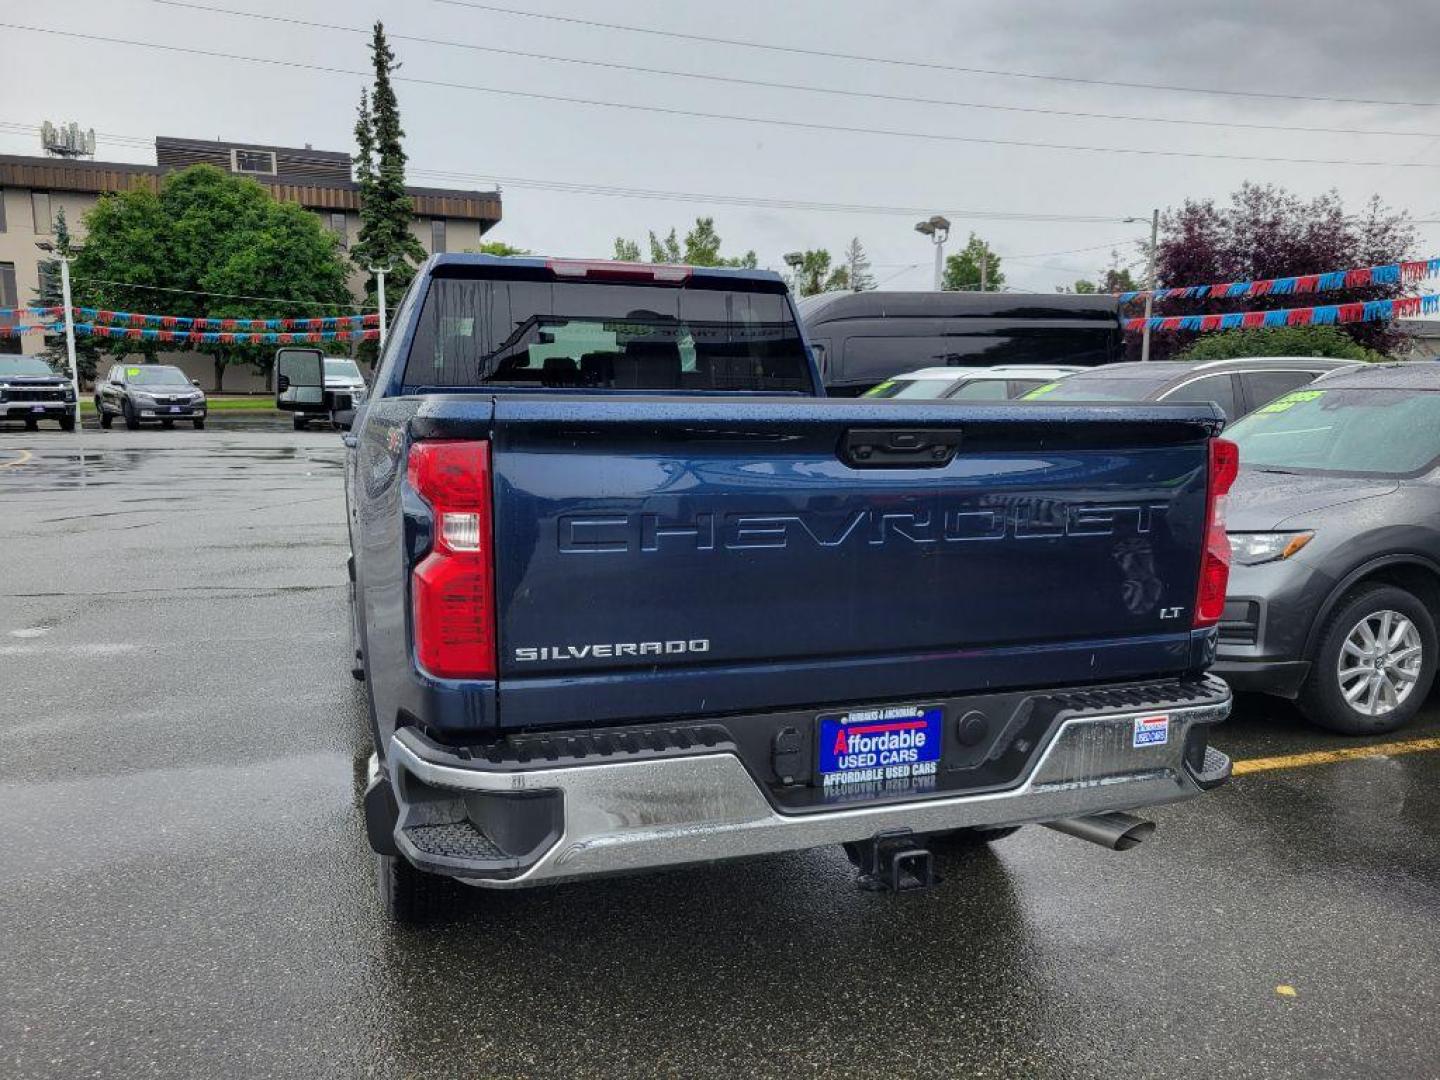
[[381, 684, 1230, 889]]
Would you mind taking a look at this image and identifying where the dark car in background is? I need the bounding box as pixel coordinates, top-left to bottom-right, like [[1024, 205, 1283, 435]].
[[0, 355, 76, 431], [796, 291, 1123, 395], [1216, 363, 1440, 734], [95, 363, 207, 429], [1022, 357, 1358, 421]]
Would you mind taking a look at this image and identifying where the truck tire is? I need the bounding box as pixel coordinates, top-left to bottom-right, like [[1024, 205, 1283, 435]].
[[24, 418, 38, 431], [59, 414, 75, 432], [123, 401, 140, 430], [1299, 583, 1436, 735], [192, 417, 205, 430], [99, 407, 113, 429], [293, 415, 308, 431], [376, 853, 453, 925]]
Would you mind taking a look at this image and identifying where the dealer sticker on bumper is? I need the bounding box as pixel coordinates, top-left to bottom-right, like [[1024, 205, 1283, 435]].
[[1132, 714, 1170, 747], [817, 704, 942, 788]]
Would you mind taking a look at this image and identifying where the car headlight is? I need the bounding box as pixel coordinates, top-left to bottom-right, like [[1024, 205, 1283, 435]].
[[190, 392, 206, 402], [132, 393, 156, 404], [1228, 531, 1314, 566]]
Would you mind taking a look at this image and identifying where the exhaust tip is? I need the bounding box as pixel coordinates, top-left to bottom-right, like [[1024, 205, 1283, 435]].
[[1043, 812, 1156, 851]]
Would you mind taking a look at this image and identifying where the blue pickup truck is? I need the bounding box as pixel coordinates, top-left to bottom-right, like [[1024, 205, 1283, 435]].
[[281, 254, 1237, 923]]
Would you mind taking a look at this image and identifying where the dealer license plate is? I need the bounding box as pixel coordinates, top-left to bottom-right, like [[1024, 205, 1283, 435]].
[[169, 406, 182, 413], [816, 704, 943, 788], [31, 405, 46, 413]]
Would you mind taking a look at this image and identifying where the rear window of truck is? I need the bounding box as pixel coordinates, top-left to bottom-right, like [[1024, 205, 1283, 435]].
[[404, 277, 813, 392]]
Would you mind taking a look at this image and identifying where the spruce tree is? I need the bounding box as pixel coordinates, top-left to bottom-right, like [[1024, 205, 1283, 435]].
[[351, 23, 425, 307]]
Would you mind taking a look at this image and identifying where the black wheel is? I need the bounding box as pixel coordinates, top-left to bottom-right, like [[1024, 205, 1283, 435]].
[[123, 400, 140, 430], [376, 853, 453, 925], [99, 404, 114, 429], [23, 418, 38, 431], [192, 417, 205, 430], [293, 415, 309, 431], [924, 826, 1022, 850], [59, 414, 75, 432], [1299, 583, 1437, 735], [161, 418, 174, 429]]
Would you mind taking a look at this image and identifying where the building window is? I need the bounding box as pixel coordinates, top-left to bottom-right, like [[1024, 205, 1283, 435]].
[[32, 191, 52, 234], [328, 212, 348, 248], [0, 263, 18, 352], [0, 189, 7, 233], [431, 218, 447, 254], [230, 148, 277, 175]]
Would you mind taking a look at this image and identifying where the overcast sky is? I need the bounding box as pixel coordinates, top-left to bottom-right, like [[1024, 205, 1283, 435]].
[[9, 0, 1440, 293]]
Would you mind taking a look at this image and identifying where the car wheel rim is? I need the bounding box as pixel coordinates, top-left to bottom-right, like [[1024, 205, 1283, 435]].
[[1336, 609, 1423, 717]]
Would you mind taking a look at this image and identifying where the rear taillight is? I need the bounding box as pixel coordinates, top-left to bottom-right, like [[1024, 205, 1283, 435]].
[[1194, 437, 1239, 628], [407, 440, 497, 679]]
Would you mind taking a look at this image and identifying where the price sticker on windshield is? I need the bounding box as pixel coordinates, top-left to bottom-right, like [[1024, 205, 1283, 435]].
[[1257, 389, 1323, 414]]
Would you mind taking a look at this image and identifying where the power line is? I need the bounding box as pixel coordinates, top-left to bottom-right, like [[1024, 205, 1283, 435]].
[[71, 277, 377, 310], [433, 0, 1440, 110], [8, 23, 1440, 170], [0, 119, 1132, 224], [150, 0, 1440, 141]]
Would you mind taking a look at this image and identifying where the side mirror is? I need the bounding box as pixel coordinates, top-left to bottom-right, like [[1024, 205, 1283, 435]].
[[191, 379, 201, 387], [275, 347, 325, 412]]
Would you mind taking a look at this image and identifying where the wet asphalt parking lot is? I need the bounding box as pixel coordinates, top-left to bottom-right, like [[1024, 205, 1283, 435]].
[[2, 423, 1439, 1080]]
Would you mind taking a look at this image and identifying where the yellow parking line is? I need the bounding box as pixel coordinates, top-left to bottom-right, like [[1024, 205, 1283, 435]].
[[1233, 736, 1440, 776], [0, 448, 33, 468]]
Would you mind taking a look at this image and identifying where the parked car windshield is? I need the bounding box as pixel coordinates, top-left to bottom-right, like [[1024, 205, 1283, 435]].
[[1022, 374, 1170, 402], [127, 366, 191, 386], [325, 359, 363, 379], [0, 357, 57, 378], [1227, 387, 1440, 477], [945, 378, 1012, 401], [864, 377, 957, 399], [404, 277, 813, 392]]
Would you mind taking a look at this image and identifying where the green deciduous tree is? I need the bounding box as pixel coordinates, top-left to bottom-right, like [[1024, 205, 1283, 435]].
[[786, 250, 849, 297], [942, 233, 1004, 292], [1175, 325, 1387, 364], [72, 165, 351, 389], [32, 207, 100, 382], [615, 217, 758, 268], [471, 240, 531, 256], [351, 23, 426, 306]]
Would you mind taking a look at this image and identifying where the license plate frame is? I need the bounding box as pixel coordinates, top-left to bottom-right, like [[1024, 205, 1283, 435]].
[[815, 704, 943, 789]]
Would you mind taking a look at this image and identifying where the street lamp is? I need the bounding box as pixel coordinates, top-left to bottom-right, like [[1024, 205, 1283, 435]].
[[35, 240, 83, 442], [367, 265, 391, 348], [1125, 210, 1160, 362], [914, 215, 950, 292]]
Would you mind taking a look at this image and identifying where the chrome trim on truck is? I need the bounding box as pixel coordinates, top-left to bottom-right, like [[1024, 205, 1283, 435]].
[[386, 694, 1231, 889]]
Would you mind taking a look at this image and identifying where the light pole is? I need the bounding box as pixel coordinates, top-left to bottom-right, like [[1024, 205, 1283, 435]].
[[1126, 209, 1160, 361], [368, 265, 390, 348], [35, 240, 82, 432], [914, 216, 951, 292], [783, 251, 805, 294]]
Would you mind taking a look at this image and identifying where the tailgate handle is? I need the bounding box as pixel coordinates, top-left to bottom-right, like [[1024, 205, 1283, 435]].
[[840, 428, 961, 468]]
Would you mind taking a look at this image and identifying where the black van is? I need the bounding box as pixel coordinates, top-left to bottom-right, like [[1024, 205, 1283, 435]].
[[795, 291, 1124, 395]]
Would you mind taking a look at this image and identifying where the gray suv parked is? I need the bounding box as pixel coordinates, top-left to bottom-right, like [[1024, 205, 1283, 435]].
[[1023, 356, 1358, 420], [1216, 363, 1440, 734], [95, 364, 207, 430]]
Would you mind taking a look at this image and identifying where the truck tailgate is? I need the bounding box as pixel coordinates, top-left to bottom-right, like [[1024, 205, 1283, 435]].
[[487, 396, 1219, 729]]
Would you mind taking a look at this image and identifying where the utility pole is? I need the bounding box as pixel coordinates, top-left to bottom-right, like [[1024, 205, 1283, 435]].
[[1141, 209, 1158, 362], [369, 266, 389, 348], [979, 240, 989, 293]]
